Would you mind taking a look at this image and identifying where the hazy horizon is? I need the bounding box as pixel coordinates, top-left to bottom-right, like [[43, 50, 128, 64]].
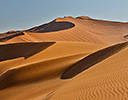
[[0, 0, 128, 33]]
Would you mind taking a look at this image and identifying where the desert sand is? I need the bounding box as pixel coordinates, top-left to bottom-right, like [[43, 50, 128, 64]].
[[0, 16, 128, 100]]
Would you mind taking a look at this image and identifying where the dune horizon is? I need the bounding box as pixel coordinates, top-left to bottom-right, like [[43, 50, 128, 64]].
[[0, 16, 128, 100]]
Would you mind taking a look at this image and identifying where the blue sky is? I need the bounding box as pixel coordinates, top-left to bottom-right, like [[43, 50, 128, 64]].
[[0, 0, 128, 33]]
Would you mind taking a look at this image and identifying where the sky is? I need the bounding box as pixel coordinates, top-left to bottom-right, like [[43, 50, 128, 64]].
[[0, 0, 128, 33]]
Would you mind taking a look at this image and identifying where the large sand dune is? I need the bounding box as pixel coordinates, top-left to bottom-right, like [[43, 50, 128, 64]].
[[0, 16, 128, 100], [0, 16, 127, 44]]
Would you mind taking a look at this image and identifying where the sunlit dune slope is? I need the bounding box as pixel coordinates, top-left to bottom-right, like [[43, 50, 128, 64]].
[[0, 42, 104, 91], [46, 41, 128, 100], [0, 41, 104, 75], [2, 16, 128, 44], [61, 42, 128, 79]]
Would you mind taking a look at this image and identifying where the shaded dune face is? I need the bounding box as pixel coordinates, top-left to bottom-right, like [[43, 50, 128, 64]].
[[61, 42, 128, 79], [0, 42, 55, 61], [0, 32, 24, 42], [124, 34, 128, 39], [0, 53, 85, 90], [27, 21, 75, 33], [0, 21, 75, 42]]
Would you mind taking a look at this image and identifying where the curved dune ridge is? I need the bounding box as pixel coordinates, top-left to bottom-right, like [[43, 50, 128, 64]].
[[0, 16, 128, 100], [61, 42, 128, 79], [27, 21, 75, 33], [0, 53, 85, 90]]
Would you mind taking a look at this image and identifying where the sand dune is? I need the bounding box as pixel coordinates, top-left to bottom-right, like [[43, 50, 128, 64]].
[[0, 41, 104, 100], [0, 31, 24, 42], [0, 41, 103, 75], [0, 42, 55, 62], [61, 42, 128, 79], [1, 16, 127, 44], [0, 16, 128, 100], [44, 42, 128, 100], [27, 21, 75, 33], [0, 53, 86, 90]]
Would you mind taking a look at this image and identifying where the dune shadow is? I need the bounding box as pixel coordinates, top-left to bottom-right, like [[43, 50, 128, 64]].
[[0, 32, 24, 42], [124, 35, 128, 39], [27, 21, 75, 33], [0, 42, 55, 62], [0, 21, 75, 42], [61, 42, 128, 79]]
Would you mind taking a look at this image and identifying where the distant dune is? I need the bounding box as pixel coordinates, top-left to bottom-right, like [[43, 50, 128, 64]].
[[0, 16, 128, 100], [0, 16, 127, 44]]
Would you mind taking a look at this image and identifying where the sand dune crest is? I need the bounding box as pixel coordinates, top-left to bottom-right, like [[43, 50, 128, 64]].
[[61, 42, 128, 79]]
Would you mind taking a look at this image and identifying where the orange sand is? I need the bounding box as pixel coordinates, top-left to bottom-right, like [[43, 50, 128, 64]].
[[0, 16, 128, 100]]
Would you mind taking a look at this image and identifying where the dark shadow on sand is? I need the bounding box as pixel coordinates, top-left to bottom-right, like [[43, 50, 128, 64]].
[[0, 32, 24, 42], [0, 42, 55, 62], [61, 42, 128, 79], [0, 21, 75, 42], [27, 21, 75, 33]]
